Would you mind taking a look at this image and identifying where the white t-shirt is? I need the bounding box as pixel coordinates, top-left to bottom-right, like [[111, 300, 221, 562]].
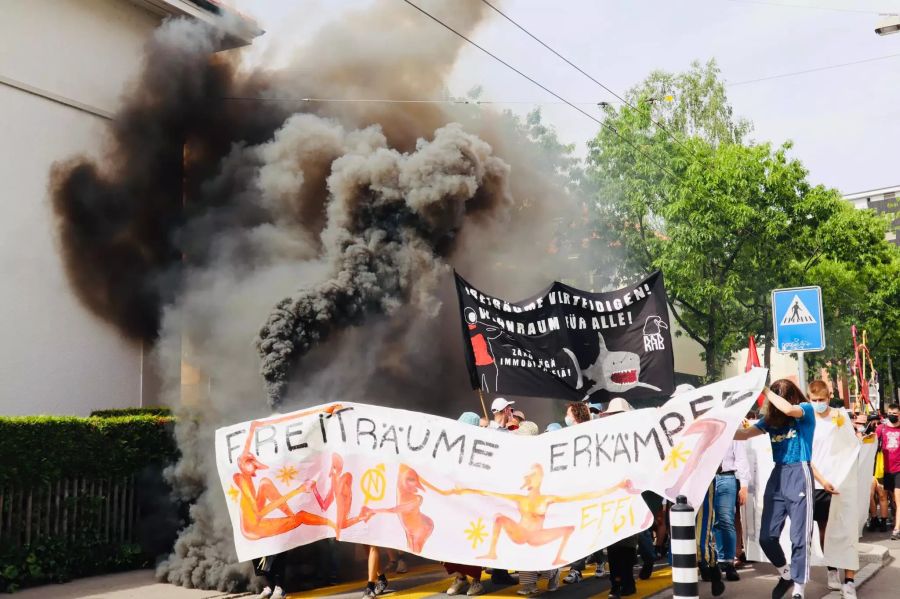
[[811, 407, 856, 490]]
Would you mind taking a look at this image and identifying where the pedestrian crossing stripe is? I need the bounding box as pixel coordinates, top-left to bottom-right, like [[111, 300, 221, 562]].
[[780, 295, 817, 326]]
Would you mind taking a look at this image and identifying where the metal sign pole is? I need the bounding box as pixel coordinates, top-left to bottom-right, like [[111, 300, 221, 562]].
[[797, 352, 807, 395]]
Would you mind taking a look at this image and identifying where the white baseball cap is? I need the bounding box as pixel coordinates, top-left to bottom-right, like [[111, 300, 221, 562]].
[[605, 397, 633, 414], [491, 397, 515, 413], [672, 383, 696, 397]]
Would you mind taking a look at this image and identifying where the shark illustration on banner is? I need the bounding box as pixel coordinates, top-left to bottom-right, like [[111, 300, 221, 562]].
[[454, 271, 674, 404], [216, 370, 766, 568]]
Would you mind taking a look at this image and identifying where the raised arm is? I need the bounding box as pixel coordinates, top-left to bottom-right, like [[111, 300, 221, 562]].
[[764, 387, 804, 418], [734, 424, 764, 440]]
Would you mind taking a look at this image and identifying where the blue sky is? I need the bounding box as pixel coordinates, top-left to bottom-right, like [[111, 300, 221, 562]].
[[236, 0, 900, 194]]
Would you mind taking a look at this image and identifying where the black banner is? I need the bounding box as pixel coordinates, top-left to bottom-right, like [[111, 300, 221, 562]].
[[455, 271, 675, 403]]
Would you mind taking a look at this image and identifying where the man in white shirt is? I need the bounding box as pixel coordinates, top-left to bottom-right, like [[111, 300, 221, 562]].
[[809, 380, 857, 599], [714, 439, 750, 581]]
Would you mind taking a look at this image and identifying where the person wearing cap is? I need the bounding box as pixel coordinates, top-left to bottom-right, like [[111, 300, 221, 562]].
[[489, 398, 516, 430], [484, 399, 518, 586], [443, 412, 487, 596], [511, 409, 526, 427]]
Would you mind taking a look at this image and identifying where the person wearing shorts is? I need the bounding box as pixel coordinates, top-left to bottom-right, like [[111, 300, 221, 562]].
[[808, 380, 856, 598], [876, 403, 900, 540]]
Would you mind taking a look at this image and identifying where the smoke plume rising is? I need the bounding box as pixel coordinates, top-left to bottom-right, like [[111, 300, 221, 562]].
[[49, 0, 599, 591]]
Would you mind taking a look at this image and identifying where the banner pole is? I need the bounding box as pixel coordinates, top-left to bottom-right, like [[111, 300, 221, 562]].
[[478, 389, 489, 420]]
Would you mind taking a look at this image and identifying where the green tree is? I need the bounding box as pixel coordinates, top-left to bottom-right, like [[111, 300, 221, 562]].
[[586, 60, 900, 379]]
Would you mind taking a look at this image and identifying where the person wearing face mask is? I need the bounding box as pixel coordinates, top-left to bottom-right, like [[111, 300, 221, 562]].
[[561, 401, 604, 585], [489, 398, 516, 431], [564, 402, 590, 428], [875, 403, 900, 540], [808, 380, 858, 598]]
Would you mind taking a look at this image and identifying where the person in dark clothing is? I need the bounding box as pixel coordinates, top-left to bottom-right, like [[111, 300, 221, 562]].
[[254, 553, 286, 599]]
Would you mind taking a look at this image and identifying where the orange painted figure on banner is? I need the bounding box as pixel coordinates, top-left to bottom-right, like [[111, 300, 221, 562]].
[[232, 405, 343, 540], [311, 453, 370, 540], [664, 418, 727, 499], [361, 464, 435, 552], [430, 463, 637, 566]]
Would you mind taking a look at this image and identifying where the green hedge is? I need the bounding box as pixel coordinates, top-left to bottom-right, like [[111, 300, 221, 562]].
[[0, 415, 177, 487], [0, 414, 179, 592], [89, 407, 173, 418]]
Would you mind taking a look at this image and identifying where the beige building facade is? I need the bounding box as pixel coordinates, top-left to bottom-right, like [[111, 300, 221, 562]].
[[0, 0, 256, 416]]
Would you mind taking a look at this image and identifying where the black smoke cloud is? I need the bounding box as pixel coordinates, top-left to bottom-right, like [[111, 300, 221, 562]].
[[48, 1, 593, 591]]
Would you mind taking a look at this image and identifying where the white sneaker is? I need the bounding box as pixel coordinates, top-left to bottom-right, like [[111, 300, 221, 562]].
[[842, 580, 857, 599], [467, 580, 484, 596], [516, 585, 540, 596], [827, 570, 841, 591], [563, 569, 582, 584], [547, 569, 561, 591], [447, 575, 469, 596], [258, 587, 273, 599], [270, 586, 284, 599], [594, 563, 607, 578], [396, 559, 408, 574]]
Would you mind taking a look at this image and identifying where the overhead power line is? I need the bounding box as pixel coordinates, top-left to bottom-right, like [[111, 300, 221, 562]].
[[727, 51, 900, 86], [398, 0, 680, 180], [723, 0, 890, 15], [478, 0, 694, 156]]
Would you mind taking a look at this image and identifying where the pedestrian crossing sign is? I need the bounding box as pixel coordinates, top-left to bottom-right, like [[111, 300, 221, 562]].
[[772, 286, 825, 353]]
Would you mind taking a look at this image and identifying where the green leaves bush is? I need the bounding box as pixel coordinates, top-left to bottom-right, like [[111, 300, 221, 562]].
[[0, 414, 177, 487], [0, 414, 178, 591], [89, 407, 172, 418]]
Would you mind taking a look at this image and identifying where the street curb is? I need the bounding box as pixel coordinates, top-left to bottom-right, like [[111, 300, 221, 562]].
[[642, 546, 893, 599], [820, 544, 892, 599]]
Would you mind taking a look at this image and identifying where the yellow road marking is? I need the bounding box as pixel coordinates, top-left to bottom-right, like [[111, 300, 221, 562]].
[[288, 564, 673, 599], [286, 564, 444, 598]]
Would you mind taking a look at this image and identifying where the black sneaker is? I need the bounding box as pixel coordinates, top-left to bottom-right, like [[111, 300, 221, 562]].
[[374, 575, 388, 595], [491, 570, 517, 585], [639, 561, 654, 580], [699, 563, 711, 582], [879, 518, 889, 533], [720, 562, 740, 581], [772, 577, 792, 599], [709, 566, 725, 597]]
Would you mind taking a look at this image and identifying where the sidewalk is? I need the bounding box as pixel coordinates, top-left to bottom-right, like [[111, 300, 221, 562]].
[[11, 569, 245, 599], [12, 530, 897, 598], [647, 529, 898, 599]]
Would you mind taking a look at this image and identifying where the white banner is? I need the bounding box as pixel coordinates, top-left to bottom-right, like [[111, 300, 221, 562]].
[[217, 369, 767, 568], [744, 412, 877, 570]]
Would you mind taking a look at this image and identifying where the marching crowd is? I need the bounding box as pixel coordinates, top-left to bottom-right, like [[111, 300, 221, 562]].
[[253, 381, 900, 599]]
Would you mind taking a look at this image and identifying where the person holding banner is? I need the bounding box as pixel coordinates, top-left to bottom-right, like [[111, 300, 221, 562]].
[[254, 553, 286, 599], [808, 380, 857, 598], [734, 380, 816, 599]]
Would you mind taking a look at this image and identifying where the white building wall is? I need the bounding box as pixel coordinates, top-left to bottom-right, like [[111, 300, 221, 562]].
[[0, 0, 161, 415]]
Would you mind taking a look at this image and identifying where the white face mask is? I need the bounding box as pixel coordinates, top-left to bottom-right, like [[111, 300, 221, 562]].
[[812, 401, 828, 414], [565, 415, 575, 427]]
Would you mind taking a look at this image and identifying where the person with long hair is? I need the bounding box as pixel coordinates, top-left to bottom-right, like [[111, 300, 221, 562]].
[[734, 379, 816, 599]]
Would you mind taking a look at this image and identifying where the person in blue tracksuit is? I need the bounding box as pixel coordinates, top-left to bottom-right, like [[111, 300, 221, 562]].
[[734, 379, 816, 599]]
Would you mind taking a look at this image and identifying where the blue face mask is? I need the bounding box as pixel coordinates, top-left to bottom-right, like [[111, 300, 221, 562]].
[[565, 415, 575, 427], [812, 401, 828, 414]]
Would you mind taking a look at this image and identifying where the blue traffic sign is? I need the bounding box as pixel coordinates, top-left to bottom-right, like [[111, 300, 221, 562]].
[[772, 286, 825, 353]]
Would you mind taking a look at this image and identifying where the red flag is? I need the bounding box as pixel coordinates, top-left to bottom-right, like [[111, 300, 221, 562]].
[[746, 335, 765, 406]]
